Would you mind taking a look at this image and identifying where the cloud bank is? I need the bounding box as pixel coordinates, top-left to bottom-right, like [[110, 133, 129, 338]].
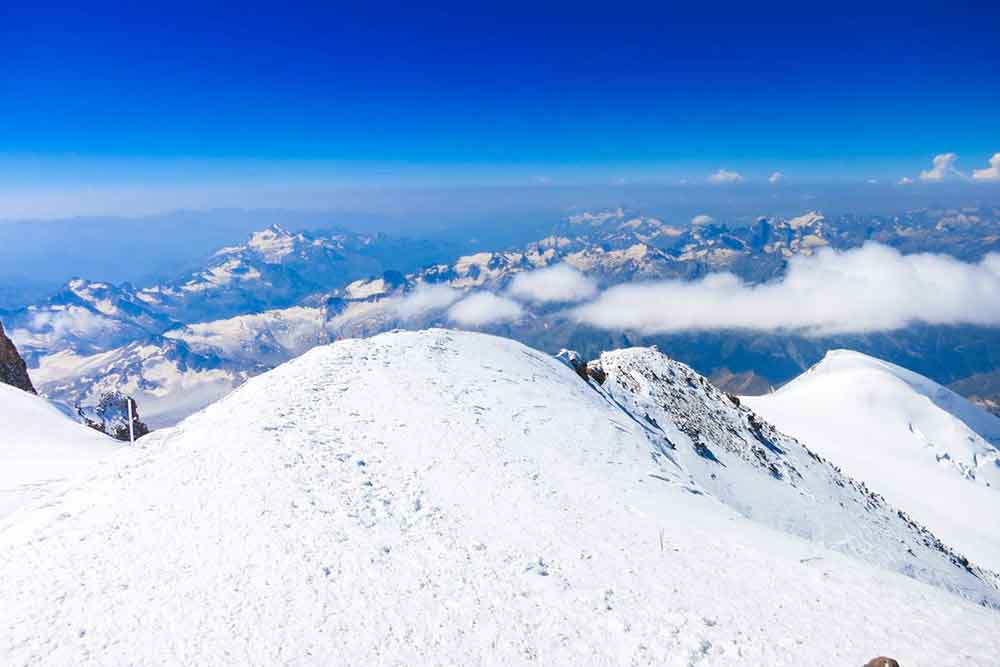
[[506, 264, 597, 303], [571, 243, 1000, 336], [919, 153, 961, 182], [448, 292, 524, 326], [395, 284, 463, 320], [691, 214, 714, 226], [973, 153, 1000, 182]]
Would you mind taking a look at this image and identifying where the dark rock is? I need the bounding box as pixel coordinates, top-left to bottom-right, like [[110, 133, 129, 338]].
[[557, 349, 590, 382], [586, 364, 607, 385], [863, 658, 900, 667], [77, 391, 150, 442], [0, 319, 35, 394]]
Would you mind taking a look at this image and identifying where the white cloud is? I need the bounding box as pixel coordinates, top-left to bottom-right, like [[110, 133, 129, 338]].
[[448, 292, 524, 327], [972, 153, 1000, 182], [690, 214, 714, 226], [395, 284, 463, 320], [866, 179, 879, 184], [898, 177, 914, 185], [708, 169, 743, 184], [571, 243, 1000, 336], [919, 153, 961, 182], [506, 264, 597, 304], [27, 307, 118, 341], [768, 172, 784, 184]]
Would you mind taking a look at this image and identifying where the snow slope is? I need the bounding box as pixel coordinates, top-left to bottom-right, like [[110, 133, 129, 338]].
[[2, 331, 998, 665], [0, 383, 118, 518], [745, 350, 1000, 574]]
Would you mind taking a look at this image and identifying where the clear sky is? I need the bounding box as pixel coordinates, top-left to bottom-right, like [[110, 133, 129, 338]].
[[1, 1, 998, 217]]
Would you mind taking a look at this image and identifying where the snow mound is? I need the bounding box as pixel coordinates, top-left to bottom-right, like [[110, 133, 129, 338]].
[[746, 349, 1000, 573], [2, 330, 999, 665], [0, 383, 118, 518]]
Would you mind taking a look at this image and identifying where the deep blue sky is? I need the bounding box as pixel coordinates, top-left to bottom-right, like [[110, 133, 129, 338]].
[[1, 1, 998, 217]]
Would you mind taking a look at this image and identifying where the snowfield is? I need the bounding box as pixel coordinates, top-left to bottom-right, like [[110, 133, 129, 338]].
[[0, 384, 119, 519], [746, 350, 1000, 574], [2, 330, 999, 665]]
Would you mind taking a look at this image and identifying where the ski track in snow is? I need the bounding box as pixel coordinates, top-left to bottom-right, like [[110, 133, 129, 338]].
[[1, 330, 999, 665]]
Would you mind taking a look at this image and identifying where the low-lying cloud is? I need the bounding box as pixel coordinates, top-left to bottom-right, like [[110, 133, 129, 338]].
[[448, 292, 524, 327], [571, 243, 1000, 336], [506, 264, 597, 303], [394, 284, 463, 320]]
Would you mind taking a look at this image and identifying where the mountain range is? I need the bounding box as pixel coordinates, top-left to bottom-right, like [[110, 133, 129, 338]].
[[4, 205, 1000, 428]]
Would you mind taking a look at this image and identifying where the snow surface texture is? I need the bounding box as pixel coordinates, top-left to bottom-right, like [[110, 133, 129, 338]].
[[2, 330, 999, 665], [746, 350, 1000, 575], [0, 383, 118, 518]]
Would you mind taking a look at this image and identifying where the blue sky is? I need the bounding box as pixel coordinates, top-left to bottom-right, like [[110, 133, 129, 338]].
[[1, 1, 998, 217]]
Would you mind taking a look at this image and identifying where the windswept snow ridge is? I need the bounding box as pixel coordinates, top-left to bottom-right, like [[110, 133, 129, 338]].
[[1, 330, 998, 665]]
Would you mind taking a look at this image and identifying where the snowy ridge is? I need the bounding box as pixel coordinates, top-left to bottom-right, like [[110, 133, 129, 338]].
[[746, 350, 1000, 574], [2, 330, 999, 665], [582, 347, 1000, 601]]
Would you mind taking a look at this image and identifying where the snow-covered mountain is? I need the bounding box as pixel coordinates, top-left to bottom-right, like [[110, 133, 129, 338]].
[[3, 278, 175, 361], [163, 305, 330, 366], [0, 383, 119, 518], [2, 330, 998, 665], [12, 209, 1000, 431], [30, 336, 246, 429], [746, 350, 1000, 573], [132, 224, 441, 323]]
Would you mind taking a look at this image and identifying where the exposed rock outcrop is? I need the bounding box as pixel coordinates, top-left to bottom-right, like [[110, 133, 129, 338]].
[[0, 320, 35, 394], [863, 658, 900, 667], [77, 391, 150, 442]]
